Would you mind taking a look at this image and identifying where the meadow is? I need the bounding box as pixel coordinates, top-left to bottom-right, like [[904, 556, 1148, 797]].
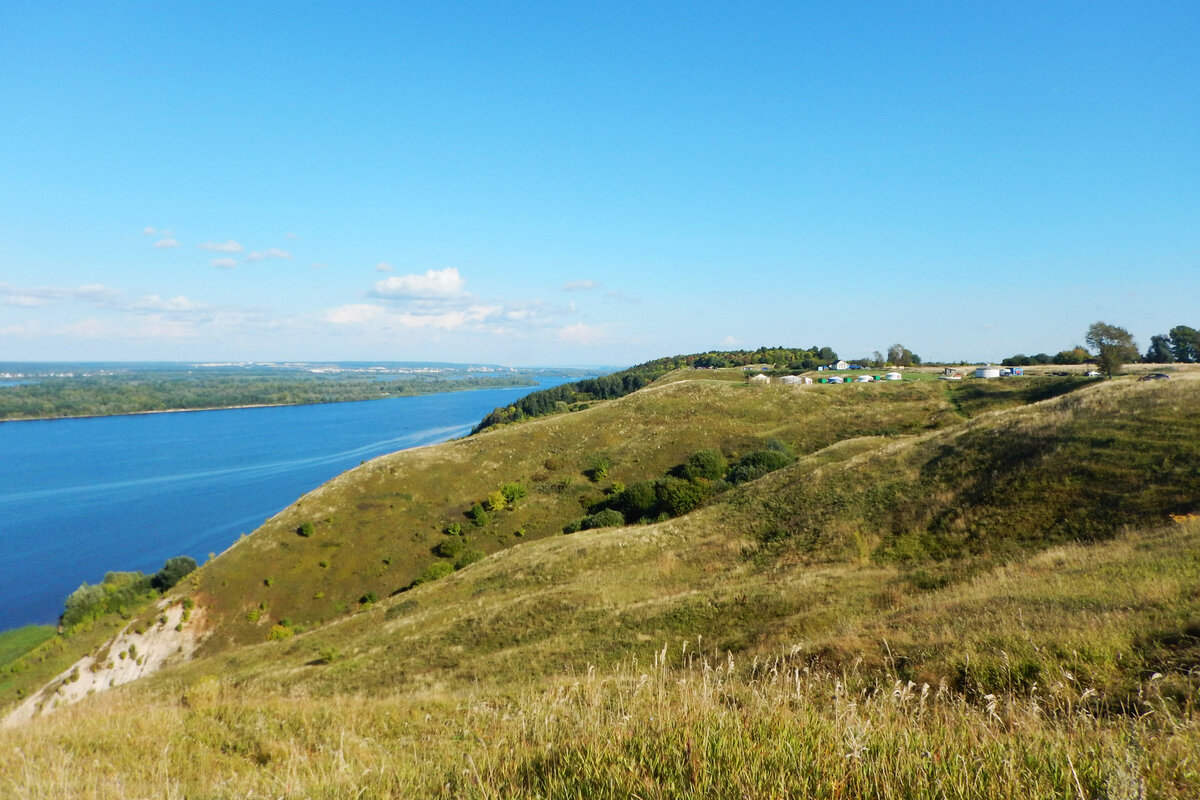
[[2, 367, 1198, 797]]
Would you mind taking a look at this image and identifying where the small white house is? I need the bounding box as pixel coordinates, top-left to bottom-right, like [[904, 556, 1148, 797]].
[[834, 360, 850, 371], [884, 372, 902, 381], [749, 373, 770, 385]]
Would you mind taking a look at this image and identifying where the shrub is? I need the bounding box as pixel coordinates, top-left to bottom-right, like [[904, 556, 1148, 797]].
[[500, 483, 527, 505], [267, 624, 294, 641], [657, 477, 707, 517], [585, 455, 611, 482], [297, 521, 315, 537], [445, 522, 462, 536], [150, 556, 198, 592], [485, 490, 508, 512], [581, 508, 626, 530], [433, 538, 464, 559], [563, 519, 583, 534], [467, 503, 490, 527], [412, 561, 454, 586], [613, 481, 660, 521], [682, 449, 728, 481], [359, 591, 378, 605], [315, 646, 342, 664], [728, 449, 794, 484], [454, 549, 486, 569]]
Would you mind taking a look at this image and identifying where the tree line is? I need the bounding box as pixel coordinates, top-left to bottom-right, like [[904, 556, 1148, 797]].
[[1003, 322, 1198, 377], [472, 346, 841, 432], [0, 373, 538, 421]]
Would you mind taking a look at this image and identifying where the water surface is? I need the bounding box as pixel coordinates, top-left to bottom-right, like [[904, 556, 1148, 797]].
[[0, 381, 568, 630]]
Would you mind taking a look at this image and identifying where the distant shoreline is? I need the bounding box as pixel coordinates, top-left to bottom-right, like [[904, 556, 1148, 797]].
[[0, 381, 543, 424]]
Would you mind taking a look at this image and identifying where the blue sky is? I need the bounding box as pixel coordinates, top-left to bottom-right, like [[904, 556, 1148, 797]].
[[1, 2, 1196, 366]]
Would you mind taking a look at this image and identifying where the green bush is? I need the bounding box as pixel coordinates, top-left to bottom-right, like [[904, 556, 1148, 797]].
[[412, 561, 455, 586], [728, 449, 794, 484], [581, 508, 626, 530], [267, 624, 294, 641], [467, 503, 491, 527], [657, 477, 707, 516], [359, 591, 378, 605], [612, 480, 660, 521], [682, 449, 728, 481], [585, 455, 611, 482], [500, 483, 527, 504], [151, 556, 198, 592], [433, 539, 464, 559], [454, 549, 486, 569], [297, 521, 315, 537], [445, 522, 462, 536], [485, 490, 508, 512]]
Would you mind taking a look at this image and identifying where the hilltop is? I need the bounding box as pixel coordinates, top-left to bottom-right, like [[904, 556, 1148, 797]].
[[2, 363, 1199, 797]]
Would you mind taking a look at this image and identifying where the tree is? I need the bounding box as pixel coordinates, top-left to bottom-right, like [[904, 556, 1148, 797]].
[[150, 556, 197, 592], [1169, 325, 1200, 363], [1145, 335, 1174, 364], [681, 449, 727, 481], [886, 344, 919, 367], [1085, 322, 1139, 377]]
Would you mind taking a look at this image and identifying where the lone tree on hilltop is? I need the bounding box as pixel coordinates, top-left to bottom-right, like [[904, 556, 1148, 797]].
[[1085, 321, 1138, 378]]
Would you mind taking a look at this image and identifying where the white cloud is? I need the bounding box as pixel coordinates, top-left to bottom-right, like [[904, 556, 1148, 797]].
[[130, 294, 206, 313], [286, 232, 298, 239], [720, 335, 743, 347], [557, 322, 606, 345], [563, 279, 600, 292], [325, 304, 386, 325], [2, 294, 50, 308], [246, 248, 293, 262], [371, 267, 465, 300], [142, 226, 157, 236], [199, 240, 244, 253], [211, 257, 238, 269], [153, 238, 180, 249], [375, 262, 394, 273]]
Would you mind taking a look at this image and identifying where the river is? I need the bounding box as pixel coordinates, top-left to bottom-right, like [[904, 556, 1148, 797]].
[[0, 379, 571, 630]]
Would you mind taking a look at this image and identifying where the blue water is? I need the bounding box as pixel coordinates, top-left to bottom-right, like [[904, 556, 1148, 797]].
[[0, 380, 571, 630]]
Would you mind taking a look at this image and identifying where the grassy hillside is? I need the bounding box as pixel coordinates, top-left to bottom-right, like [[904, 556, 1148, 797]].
[[2, 369, 1199, 797]]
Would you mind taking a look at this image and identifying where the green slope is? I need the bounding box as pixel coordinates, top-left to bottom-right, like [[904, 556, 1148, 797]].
[[3, 370, 1200, 797]]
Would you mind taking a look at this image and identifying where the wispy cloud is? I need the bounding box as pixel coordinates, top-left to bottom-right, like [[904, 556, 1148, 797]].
[[153, 238, 180, 249], [605, 290, 640, 304], [375, 262, 394, 273], [324, 304, 385, 325], [246, 248, 293, 262], [563, 279, 600, 292], [211, 257, 238, 269], [557, 322, 607, 345], [142, 226, 172, 237], [371, 267, 465, 300], [324, 302, 499, 331], [199, 240, 244, 253]]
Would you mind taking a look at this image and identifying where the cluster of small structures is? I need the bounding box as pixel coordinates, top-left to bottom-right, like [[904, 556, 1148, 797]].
[[745, 363, 1032, 386]]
